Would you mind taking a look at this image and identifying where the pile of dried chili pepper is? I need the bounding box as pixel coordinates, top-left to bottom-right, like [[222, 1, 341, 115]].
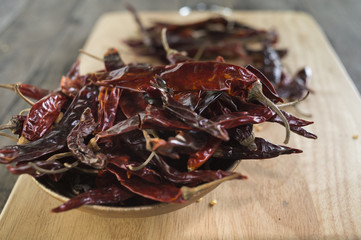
[[0, 43, 316, 213], [125, 6, 312, 103]]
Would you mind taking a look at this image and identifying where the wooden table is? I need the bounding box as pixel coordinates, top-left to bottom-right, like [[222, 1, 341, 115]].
[[1, 0, 361, 214], [0, 11, 360, 239]]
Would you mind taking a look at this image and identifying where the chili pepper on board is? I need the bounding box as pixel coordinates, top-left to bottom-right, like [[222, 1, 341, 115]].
[[125, 5, 276, 61], [125, 7, 312, 104]]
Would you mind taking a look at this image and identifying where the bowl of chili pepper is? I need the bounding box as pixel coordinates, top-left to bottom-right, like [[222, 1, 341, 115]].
[[0, 42, 316, 217]]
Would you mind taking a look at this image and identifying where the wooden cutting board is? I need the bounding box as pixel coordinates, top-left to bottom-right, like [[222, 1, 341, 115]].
[[1, 11, 360, 240]]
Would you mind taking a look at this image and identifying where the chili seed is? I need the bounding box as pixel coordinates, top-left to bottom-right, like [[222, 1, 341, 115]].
[[209, 199, 217, 206]]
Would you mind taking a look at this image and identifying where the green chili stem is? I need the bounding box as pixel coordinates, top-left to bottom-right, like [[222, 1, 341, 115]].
[[248, 80, 290, 144]]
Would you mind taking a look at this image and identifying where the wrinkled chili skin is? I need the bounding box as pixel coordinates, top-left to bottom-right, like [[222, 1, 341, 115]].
[[96, 87, 122, 132], [22, 91, 68, 141], [0, 84, 99, 164]]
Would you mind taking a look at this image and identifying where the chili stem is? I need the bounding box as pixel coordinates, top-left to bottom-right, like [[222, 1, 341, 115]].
[[0, 123, 16, 131], [79, 49, 103, 62], [28, 161, 78, 174], [161, 28, 178, 57], [128, 151, 156, 171], [14, 84, 35, 105], [277, 91, 310, 108], [248, 80, 290, 144], [239, 132, 257, 151], [0, 83, 15, 90], [181, 173, 244, 200], [19, 108, 31, 115], [0, 83, 35, 105], [193, 41, 208, 61], [142, 129, 152, 151], [127, 4, 153, 48], [46, 152, 73, 162], [293, 103, 312, 118], [0, 132, 18, 142]]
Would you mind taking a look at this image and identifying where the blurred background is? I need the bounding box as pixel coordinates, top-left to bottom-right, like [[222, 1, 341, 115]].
[[0, 0, 360, 211]]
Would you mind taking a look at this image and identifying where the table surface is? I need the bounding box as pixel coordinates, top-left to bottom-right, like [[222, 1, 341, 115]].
[[1, 0, 361, 214]]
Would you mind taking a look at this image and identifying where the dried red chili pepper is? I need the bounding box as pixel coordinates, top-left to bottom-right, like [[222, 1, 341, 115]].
[[126, 8, 312, 103], [187, 136, 222, 171], [107, 160, 185, 203], [21, 91, 68, 141], [118, 90, 147, 118], [67, 108, 107, 169], [103, 48, 125, 71], [125, 6, 276, 61], [0, 84, 99, 164], [17, 83, 51, 100], [213, 138, 302, 160], [52, 185, 135, 212], [96, 86, 122, 132]]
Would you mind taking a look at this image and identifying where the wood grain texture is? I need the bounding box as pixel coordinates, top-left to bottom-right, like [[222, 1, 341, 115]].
[[0, 11, 360, 239], [1, 0, 361, 213]]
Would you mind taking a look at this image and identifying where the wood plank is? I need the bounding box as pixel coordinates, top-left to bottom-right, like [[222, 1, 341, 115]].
[[0, 11, 360, 239]]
